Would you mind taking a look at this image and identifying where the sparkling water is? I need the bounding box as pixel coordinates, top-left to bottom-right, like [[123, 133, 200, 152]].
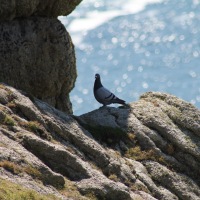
[[59, 0, 200, 115]]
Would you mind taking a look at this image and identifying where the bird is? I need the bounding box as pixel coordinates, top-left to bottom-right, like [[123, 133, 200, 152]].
[[93, 73, 126, 106]]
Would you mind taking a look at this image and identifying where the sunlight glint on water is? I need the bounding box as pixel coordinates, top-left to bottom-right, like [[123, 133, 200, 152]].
[[58, 0, 200, 115]]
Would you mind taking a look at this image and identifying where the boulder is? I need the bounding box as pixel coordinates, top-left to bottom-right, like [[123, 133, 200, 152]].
[[0, 0, 81, 114], [0, 0, 82, 21], [0, 17, 76, 113]]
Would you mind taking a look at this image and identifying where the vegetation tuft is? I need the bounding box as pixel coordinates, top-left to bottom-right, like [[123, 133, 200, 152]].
[[19, 121, 51, 140], [0, 84, 6, 89], [0, 160, 42, 180], [0, 178, 58, 200], [3, 115, 15, 126], [59, 178, 88, 200], [124, 146, 156, 161], [0, 160, 21, 175], [108, 174, 119, 182]]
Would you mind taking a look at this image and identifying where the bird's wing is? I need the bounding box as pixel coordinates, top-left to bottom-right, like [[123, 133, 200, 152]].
[[96, 87, 117, 101]]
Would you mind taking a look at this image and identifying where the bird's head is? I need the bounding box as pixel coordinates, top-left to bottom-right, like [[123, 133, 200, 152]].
[[95, 74, 100, 79]]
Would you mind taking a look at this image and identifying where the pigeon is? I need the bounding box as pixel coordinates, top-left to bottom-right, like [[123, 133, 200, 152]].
[[93, 73, 126, 106]]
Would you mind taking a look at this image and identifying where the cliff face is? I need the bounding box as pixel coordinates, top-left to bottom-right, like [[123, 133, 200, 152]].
[[0, 84, 200, 200], [0, 0, 81, 114]]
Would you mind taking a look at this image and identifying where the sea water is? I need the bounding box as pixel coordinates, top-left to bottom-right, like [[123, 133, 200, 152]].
[[58, 0, 200, 115]]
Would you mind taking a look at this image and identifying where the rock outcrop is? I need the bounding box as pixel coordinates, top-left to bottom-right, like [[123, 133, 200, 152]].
[[0, 0, 81, 114], [0, 84, 200, 199], [78, 92, 200, 200], [0, 0, 82, 21]]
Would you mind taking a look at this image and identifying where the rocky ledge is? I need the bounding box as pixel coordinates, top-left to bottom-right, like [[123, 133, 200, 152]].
[[0, 83, 199, 200]]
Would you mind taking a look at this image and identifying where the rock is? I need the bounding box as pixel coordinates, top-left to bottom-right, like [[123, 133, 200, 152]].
[[0, 0, 82, 21], [79, 92, 200, 199], [144, 161, 200, 200], [0, 84, 200, 199], [77, 174, 133, 200], [0, 129, 65, 189], [35, 99, 111, 169], [0, 84, 148, 199], [140, 92, 200, 136], [0, 88, 9, 104], [0, 169, 68, 200], [0, 17, 76, 113], [21, 131, 92, 181], [127, 159, 178, 200], [0, 0, 81, 115]]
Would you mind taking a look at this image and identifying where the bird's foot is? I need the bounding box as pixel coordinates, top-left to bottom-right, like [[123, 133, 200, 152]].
[[99, 105, 107, 109], [119, 103, 130, 109]]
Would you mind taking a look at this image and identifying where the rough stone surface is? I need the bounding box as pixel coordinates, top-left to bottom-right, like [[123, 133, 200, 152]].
[[0, 17, 76, 113], [0, 0, 82, 21], [77, 174, 134, 200], [144, 161, 200, 200], [0, 85, 200, 199], [0, 0, 81, 114], [0, 131, 65, 188], [79, 91, 200, 200]]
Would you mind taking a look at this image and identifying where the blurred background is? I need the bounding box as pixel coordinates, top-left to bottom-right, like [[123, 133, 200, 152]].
[[58, 0, 200, 115]]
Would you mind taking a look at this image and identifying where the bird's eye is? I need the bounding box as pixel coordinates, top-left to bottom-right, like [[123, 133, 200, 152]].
[[95, 74, 100, 79]]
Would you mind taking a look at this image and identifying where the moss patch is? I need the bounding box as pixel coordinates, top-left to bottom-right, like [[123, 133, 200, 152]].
[[108, 174, 119, 182], [0, 178, 58, 200], [19, 121, 51, 140], [125, 146, 157, 161], [124, 146, 168, 168], [6, 101, 17, 111], [24, 165, 43, 180], [84, 192, 98, 200], [59, 179, 87, 200], [0, 84, 5, 89], [166, 143, 175, 155], [27, 121, 42, 132], [3, 115, 15, 126], [0, 160, 22, 175], [0, 161, 42, 180]]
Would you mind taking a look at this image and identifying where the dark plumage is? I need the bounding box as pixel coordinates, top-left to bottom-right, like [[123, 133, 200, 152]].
[[93, 73, 126, 106]]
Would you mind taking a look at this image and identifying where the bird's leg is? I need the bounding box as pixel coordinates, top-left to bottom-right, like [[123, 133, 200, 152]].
[[119, 103, 130, 109], [99, 105, 106, 109]]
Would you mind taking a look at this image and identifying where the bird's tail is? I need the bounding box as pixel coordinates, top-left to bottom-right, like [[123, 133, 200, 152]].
[[115, 98, 126, 105]]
